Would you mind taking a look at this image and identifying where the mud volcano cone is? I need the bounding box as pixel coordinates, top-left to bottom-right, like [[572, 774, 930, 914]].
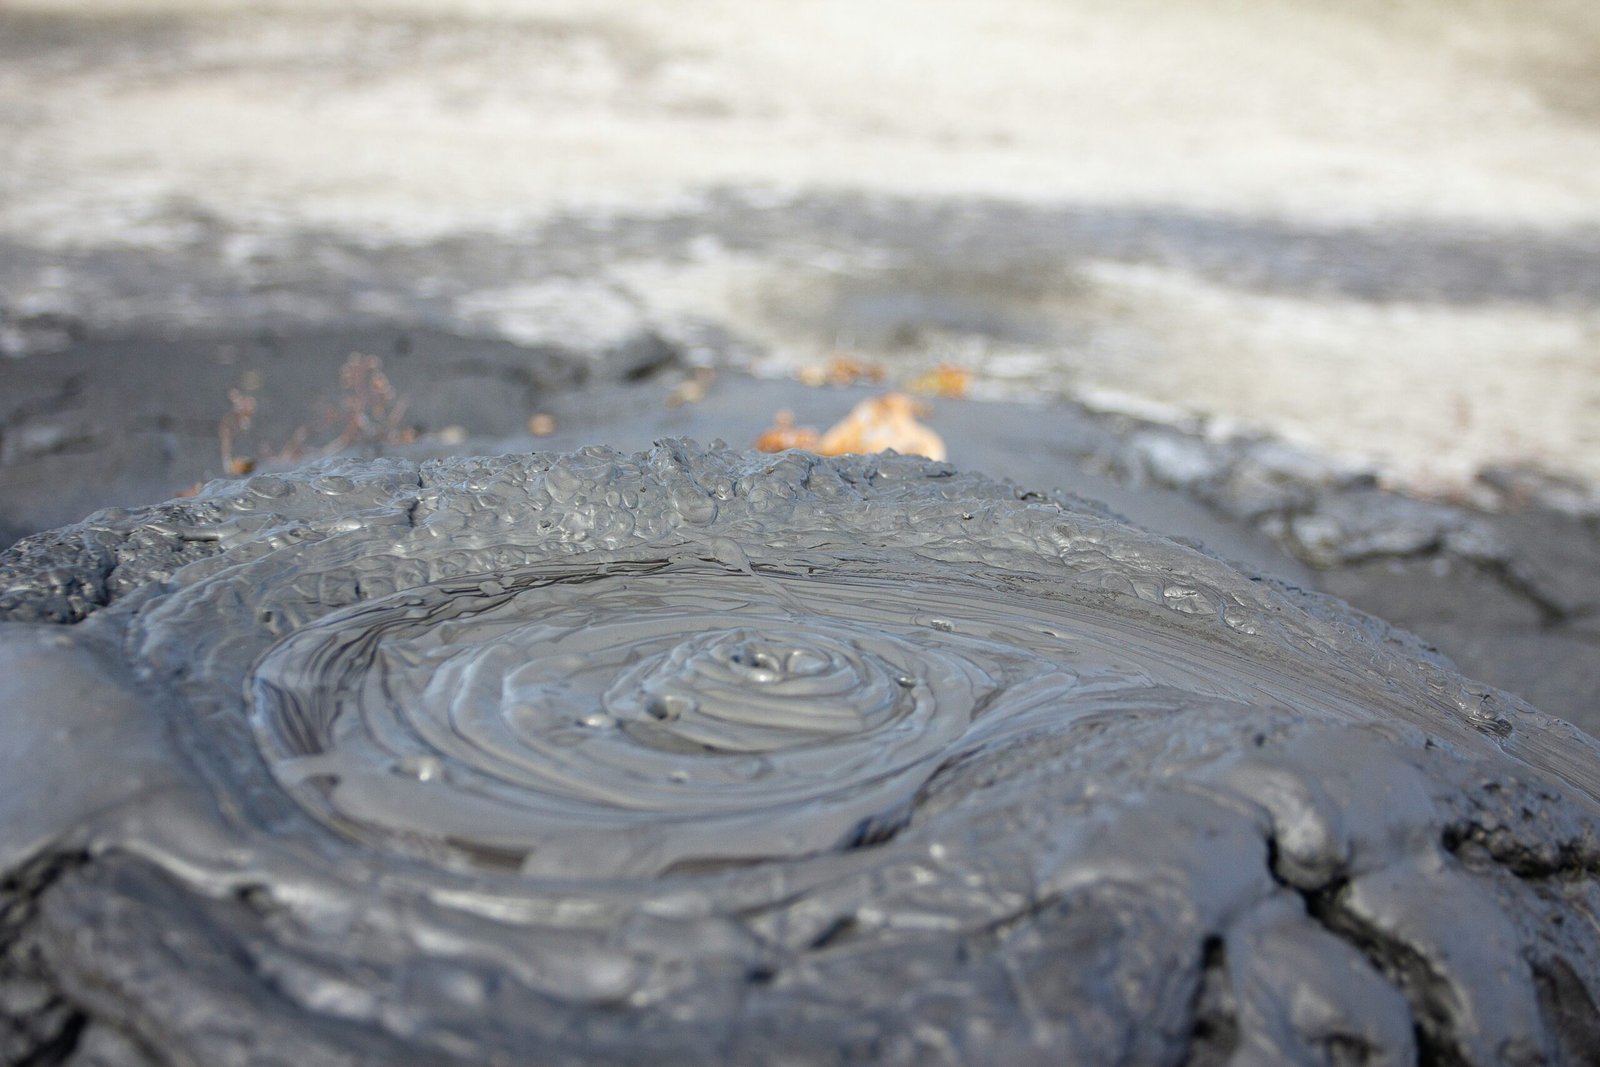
[[1, 443, 1598, 1064]]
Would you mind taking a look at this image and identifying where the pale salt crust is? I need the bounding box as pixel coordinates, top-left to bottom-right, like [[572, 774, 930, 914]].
[[2, 0, 1598, 490]]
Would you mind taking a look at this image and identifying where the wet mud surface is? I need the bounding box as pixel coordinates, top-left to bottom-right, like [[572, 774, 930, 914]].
[[3, 181, 1598, 742], [3, 445, 1600, 1063], [7, 188, 1600, 490], [4, 4, 1600, 1059], [3, 325, 1598, 738], [9, 193, 1600, 333]]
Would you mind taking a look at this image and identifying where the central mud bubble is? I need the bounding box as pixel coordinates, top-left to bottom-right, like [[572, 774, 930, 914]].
[[2, 443, 1599, 1065], [250, 562, 1011, 877]]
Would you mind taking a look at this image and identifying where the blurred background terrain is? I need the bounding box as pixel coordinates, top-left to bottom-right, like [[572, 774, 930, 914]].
[[1, 0, 1597, 727]]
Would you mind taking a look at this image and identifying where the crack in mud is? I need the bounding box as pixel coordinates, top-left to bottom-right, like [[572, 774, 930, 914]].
[[1, 855, 89, 1067], [1181, 937, 1238, 1067], [1303, 881, 1464, 1067]]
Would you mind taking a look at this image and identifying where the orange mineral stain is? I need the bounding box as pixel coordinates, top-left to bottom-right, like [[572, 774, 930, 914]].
[[795, 354, 887, 388], [818, 394, 946, 461], [757, 394, 946, 461], [755, 410, 822, 453], [907, 363, 971, 400]]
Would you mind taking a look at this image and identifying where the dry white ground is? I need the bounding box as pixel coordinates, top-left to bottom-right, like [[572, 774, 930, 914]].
[[3, 0, 1598, 489]]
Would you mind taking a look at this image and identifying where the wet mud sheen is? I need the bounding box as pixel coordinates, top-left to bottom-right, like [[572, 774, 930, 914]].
[[2, 444, 1599, 1065]]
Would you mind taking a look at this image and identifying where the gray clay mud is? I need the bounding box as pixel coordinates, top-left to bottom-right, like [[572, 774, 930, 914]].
[[2, 444, 1600, 1065]]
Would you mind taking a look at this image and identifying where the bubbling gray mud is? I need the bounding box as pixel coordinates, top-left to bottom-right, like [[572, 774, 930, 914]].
[[2, 443, 1600, 1065]]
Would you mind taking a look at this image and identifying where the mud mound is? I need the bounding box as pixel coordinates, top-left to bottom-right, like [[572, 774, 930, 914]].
[[2, 444, 1598, 1064]]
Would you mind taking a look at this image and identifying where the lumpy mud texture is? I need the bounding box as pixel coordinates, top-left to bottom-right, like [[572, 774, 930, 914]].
[[2, 444, 1600, 1065]]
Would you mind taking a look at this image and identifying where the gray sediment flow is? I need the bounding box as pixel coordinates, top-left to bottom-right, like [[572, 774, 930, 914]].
[[2, 444, 1598, 1064]]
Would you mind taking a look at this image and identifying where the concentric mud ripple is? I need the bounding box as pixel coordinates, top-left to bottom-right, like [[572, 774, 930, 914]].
[[250, 564, 1011, 877], [2, 443, 1599, 1065]]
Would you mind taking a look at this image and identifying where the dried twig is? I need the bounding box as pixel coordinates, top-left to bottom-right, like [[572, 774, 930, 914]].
[[197, 353, 419, 493], [322, 353, 416, 452], [217, 388, 258, 476]]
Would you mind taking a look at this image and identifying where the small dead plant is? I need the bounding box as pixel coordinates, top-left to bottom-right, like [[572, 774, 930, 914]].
[[184, 353, 419, 495], [320, 352, 416, 453]]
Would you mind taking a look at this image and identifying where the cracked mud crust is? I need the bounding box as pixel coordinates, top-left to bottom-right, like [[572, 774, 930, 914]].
[[1, 444, 1598, 1064]]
